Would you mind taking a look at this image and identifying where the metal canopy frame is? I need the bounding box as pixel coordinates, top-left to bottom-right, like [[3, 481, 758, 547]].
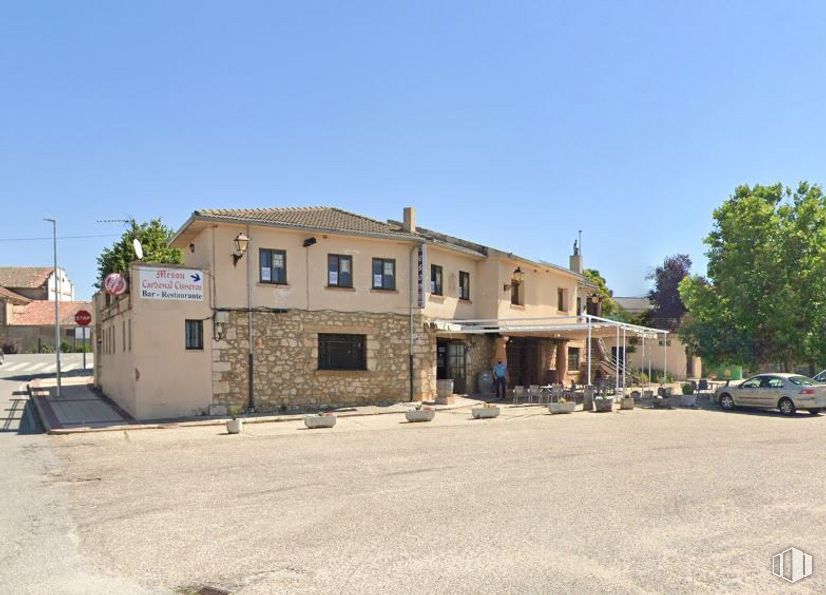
[[429, 314, 670, 389]]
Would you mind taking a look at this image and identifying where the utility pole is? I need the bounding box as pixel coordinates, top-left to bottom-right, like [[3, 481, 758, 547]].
[[44, 218, 61, 397]]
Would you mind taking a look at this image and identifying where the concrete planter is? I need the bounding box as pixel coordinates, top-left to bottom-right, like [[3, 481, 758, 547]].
[[304, 414, 337, 429], [653, 395, 681, 409], [405, 409, 435, 422], [621, 396, 635, 410], [226, 418, 242, 434], [594, 398, 613, 413], [680, 394, 697, 407], [436, 379, 454, 398], [548, 402, 576, 414], [472, 406, 500, 419]]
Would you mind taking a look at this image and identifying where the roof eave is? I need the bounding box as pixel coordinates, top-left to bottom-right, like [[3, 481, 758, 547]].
[[181, 213, 421, 243]]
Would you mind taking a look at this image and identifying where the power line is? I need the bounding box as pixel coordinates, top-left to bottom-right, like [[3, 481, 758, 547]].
[[0, 233, 121, 242]]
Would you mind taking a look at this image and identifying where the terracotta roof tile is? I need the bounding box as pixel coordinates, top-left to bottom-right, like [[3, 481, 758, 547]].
[[0, 267, 54, 289], [0, 286, 31, 304], [9, 301, 93, 327], [194, 206, 416, 239]]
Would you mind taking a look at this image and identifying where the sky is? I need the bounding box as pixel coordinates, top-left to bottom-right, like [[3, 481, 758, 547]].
[[2, 1, 825, 301]]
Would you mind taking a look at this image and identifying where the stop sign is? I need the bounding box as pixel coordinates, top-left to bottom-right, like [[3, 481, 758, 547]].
[[74, 309, 92, 326]]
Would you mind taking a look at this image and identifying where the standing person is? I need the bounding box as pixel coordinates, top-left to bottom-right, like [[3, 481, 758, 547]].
[[493, 359, 508, 400]]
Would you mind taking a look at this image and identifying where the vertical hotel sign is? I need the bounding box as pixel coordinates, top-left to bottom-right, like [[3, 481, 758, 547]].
[[416, 244, 426, 308], [139, 267, 204, 301]]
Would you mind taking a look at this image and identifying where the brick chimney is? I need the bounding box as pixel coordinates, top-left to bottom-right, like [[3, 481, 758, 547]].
[[402, 207, 416, 233], [569, 235, 583, 274]]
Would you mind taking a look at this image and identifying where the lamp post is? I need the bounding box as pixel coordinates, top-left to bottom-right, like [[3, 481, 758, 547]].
[[44, 218, 61, 397]]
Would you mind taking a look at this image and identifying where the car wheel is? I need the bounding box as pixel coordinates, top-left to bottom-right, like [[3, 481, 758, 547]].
[[719, 393, 735, 411], [778, 397, 796, 416], [808, 408, 822, 415]]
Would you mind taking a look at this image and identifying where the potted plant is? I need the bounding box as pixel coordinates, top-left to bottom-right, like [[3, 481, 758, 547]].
[[405, 403, 436, 422], [640, 389, 654, 408], [680, 383, 697, 407], [472, 403, 501, 419], [226, 407, 242, 434], [548, 396, 575, 414], [594, 395, 613, 412], [304, 411, 337, 429]]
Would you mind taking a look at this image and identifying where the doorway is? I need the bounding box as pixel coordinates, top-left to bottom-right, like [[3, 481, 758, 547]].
[[437, 340, 467, 394]]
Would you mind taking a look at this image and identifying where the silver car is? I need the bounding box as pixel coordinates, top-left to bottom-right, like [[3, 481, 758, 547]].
[[716, 373, 826, 415]]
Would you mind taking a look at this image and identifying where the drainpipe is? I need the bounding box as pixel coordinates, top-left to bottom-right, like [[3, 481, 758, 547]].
[[409, 244, 418, 402], [246, 224, 255, 412]]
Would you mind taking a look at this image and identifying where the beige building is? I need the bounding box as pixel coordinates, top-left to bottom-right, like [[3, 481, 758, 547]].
[[94, 206, 638, 420], [0, 267, 91, 353], [607, 296, 702, 380]]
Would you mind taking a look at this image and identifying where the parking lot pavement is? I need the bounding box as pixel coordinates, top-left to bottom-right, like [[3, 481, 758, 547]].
[[46, 405, 826, 593]]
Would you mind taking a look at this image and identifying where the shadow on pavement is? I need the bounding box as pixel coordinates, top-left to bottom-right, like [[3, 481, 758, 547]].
[[0, 399, 44, 434]]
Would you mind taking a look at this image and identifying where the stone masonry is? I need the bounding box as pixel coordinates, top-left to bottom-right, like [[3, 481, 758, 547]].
[[212, 309, 437, 412]]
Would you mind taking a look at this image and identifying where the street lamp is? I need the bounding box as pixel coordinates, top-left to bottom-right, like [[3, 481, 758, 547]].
[[233, 233, 250, 266], [43, 218, 61, 397]]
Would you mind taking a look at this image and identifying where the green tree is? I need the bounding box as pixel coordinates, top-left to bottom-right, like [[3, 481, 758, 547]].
[[646, 254, 691, 331], [583, 268, 630, 320], [679, 182, 826, 371], [96, 219, 183, 287]]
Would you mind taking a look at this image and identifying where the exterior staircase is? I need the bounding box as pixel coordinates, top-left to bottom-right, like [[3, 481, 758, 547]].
[[579, 337, 626, 386]]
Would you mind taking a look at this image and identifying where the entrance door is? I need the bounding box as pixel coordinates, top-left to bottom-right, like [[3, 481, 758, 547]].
[[506, 339, 538, 387], [447, 342, 467, 393], [437, 340, 467, 394]]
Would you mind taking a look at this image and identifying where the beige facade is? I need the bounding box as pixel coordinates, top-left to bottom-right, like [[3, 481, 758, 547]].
[[604, 334, 701, 381], [95, 265, 213, 419], [95, 207, 596, 419]]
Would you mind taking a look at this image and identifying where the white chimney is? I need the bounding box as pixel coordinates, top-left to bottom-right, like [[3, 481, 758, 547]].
[[403, 207, 416, 233]]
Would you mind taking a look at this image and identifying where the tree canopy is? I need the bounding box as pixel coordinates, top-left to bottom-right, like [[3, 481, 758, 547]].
[[646, 254, 691, 331], [96, 218, 183, 288], [679, 182, 826, 371]]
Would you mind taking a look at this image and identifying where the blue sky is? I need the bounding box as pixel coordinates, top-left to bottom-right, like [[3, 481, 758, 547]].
[[2, 1, 825, 300]]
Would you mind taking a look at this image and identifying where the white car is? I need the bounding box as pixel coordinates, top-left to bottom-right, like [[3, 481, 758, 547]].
[[716, 373, 826, 415]]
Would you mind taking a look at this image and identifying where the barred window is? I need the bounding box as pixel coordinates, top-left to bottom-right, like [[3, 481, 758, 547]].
[[568, 347, 580, 369], [185, 319, 203, 350], [318, 333, 366, 370]]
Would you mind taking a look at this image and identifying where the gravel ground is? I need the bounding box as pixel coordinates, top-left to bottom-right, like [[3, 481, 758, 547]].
[[47, 404, 826, 593]]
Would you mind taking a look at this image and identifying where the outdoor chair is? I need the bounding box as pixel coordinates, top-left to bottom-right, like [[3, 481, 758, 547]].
[[528, 384, 541, 404], [512, 385, 525, 404], [697, 379, 710, 395]]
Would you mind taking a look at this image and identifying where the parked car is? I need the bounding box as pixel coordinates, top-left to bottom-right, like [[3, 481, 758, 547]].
[[813, 369, 826, 383], [715, 373, 826, 415]]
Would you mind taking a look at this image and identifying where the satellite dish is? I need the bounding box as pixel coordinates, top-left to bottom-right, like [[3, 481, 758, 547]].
[[133, 238, 144, 260]]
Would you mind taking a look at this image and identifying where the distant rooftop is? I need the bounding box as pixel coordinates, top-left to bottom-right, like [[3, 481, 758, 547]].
[[614, 296, 652, 314], [0, 267, 54, 289]]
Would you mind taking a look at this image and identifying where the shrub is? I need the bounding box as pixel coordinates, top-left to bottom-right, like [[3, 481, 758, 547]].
[[681, 383, 694, 395], [1, 342, 17, 354]]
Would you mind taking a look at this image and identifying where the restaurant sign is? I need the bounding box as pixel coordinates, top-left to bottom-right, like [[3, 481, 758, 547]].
[[417, 245, 426, 308], [138, 267, 204, 301]]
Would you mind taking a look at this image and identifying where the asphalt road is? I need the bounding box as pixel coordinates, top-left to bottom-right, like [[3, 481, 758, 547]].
[[42, 401, 826, 593], [0, 354, 156, 595]]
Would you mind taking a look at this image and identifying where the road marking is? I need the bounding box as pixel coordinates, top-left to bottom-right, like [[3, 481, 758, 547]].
[[43, 365, 57, 373], [27, 363, 49, 372], [2, 362, 27, 372]]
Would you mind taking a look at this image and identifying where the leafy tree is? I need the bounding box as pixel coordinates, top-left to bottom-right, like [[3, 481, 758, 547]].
[[646, 254, 691, 331], [679, 182, 826, 371], [583, 268, 623, 318], [96, 219, 183, 288]]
